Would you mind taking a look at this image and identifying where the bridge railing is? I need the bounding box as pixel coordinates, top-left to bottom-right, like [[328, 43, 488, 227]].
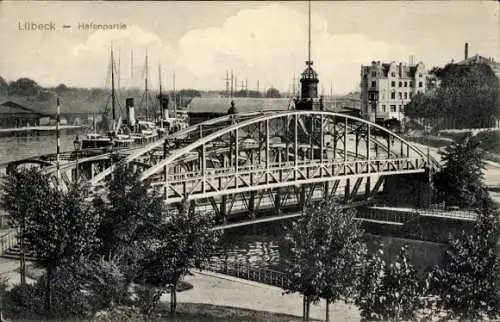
[[0, 229, 17, 254], [203, 259, 291, 289], [155, 157, 427, 183]]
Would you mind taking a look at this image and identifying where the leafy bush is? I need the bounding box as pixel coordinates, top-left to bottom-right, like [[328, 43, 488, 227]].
[[2, 283, 42, 318]]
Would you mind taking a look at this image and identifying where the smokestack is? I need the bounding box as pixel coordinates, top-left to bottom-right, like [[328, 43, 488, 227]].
[[465, 43, 469, 60], [126, 98, 136, 126], [160, 95, 169, 119]]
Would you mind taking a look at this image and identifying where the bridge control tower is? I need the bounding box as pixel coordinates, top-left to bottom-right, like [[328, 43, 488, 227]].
[[296, 1, 324, 111]]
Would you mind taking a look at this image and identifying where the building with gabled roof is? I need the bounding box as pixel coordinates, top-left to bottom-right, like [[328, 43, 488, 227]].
[[0, 100, 46, 128], [360, 60, 428, 123]]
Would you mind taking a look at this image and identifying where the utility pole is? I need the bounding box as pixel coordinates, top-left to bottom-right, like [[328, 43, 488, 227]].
[[257, 80, 260, 95], [230, 70, 234, 98], [224, 71, 230, 97], [245, 79, 248, 97], [234, 73, 238, 96]]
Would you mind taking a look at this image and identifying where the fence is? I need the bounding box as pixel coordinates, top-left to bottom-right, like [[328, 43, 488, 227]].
[[203, 259, 291, 289]]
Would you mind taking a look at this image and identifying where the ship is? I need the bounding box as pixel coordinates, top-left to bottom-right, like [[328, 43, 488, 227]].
[[81, 48, 188, 150]]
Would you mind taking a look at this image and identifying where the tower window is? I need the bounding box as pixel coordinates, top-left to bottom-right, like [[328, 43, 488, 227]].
[[371, 71, 377, 77], [391, 92, 396, 99], [409, 92, 413, 99], [382, 105, 387, 112], [398, 92, 402, 99], [390, 105, 396, 112], [391, 81, 395, 87], [410, 81, 413, 87], [391, 72, 396, 77], [399, 81, 402, 87], [418, 81, 423, 87], [371, 81, 376, 88], [404, 81, 408, 87], [404, 92, 408, 99]]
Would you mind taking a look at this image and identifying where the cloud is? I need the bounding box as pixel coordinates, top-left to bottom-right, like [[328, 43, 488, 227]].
[[71, 25, 176, 88], [175, 4, 413, 93]]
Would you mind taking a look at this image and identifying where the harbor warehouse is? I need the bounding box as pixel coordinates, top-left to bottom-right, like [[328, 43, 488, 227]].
[[0, 101, 44, 128], [187, 97, 295, 124]]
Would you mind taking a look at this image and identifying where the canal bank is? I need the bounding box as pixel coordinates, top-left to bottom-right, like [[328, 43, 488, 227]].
[[0, 125, 85, 138], [213, 217, 452, 277]]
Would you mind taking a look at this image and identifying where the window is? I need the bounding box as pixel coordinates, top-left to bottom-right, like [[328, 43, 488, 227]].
[[390, 105, 396, 112], [399, 81, 402, 87], [419, 73, 422, 78], [404, 81, 408, 87], [418, 81, 423, 87], [382, 105, 387, 112], [391, 81, 395, 87], [410, 81, 413, 87], [371, 81, 376, 88], [371, 71, 377, 77], [371, 106, 376, 113], [391, 92, 396, 99], [398, 105, 402, 112], [399, 92, 403, 99], [400, 105, 404, 112], [404, 92, 408, 99], [391, 72, 396, 77], [409, 92, 413, 99]]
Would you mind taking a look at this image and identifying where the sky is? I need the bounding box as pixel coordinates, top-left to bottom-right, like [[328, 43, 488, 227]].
[[0, 1, 498, 94]]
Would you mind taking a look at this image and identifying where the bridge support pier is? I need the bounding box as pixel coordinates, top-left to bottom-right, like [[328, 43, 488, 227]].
[[274, 189, 281, 215], [299, 185, 306, 211], [220, 195, 227, 224], [381, 171, 433, 208], [365, 177, 371, 198], [344, 178, 351, 203]]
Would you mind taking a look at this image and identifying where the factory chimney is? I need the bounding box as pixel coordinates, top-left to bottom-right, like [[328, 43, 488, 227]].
[[465, 43, 469, 60]]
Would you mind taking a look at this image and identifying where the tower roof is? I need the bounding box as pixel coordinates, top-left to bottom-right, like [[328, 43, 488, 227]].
[[301, 65, 318, 80]]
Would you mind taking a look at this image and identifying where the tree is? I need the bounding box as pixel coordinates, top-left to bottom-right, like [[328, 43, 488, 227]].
[[0, 76, 8, 95], [95, 163, 164, 285], [2, 168, 49, 285], [428, 208, 500, 320], [3, 169, 101, 315], [8, 77, 42, 96], [25, 182, 101, 314], [405, 63, 500, 130], [283, 199, 367, 321], [433, 134, 490, 208], [140, 201, 220, 316], [357, 246, 422, 321], [265, 87, 281, 98]]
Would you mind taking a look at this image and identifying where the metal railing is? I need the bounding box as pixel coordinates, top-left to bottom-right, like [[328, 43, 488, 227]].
[[203, 259, 291, 288], [0, 229, 17, 254]]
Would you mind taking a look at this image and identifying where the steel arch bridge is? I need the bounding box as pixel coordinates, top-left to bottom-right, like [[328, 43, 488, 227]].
[[7, 111, 436, 224]]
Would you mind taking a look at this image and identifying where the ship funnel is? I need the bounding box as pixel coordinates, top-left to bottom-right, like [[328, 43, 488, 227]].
[[160, 95, 169, 119], [126, 98, 136, 126]]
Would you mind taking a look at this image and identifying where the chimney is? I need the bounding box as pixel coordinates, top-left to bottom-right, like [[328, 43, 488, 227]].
[[126, 98, 135, 126], [465, 43, 469, 60]]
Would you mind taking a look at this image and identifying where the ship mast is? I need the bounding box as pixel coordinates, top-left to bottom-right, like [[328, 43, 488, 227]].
[[111, 46, 116, 127], [159, 63, 163, 129], [173, 70, 176, 118], [145, 49, 149, 121]]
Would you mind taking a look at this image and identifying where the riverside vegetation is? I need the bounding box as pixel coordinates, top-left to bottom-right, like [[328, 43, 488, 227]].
[[0, 135, 498, 321]]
